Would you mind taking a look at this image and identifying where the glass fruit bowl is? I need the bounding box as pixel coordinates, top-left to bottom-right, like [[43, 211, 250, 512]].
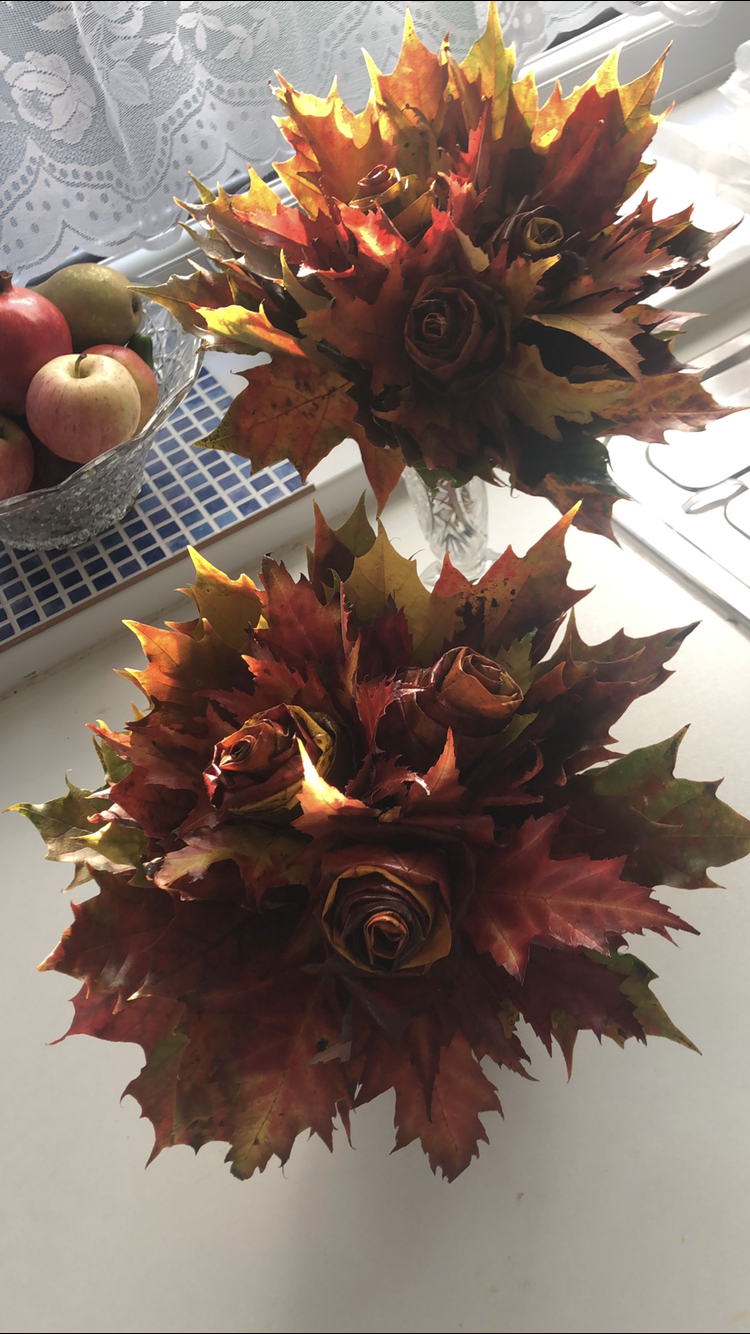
[[0, 301, 204, 551]]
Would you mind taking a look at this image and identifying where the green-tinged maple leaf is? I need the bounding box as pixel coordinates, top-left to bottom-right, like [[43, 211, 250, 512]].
[[465, 811, 694, 979], [586, 944, 698, 1051], [307, 495, 376, 596], [504, 939, 696, 1076], [499, 941, 647, 1074], [343, 523, 432, 650], [155, 825, 312, 909], [13, 781, 117, 889], [493, 344, 629, 441], [181, 548, 262, 652], [457, 2, 518, 139], [557, 731, 750, 888], [504, 424, 623, 539], [92, 730, 132, 785], [197, 359, 364, 483]]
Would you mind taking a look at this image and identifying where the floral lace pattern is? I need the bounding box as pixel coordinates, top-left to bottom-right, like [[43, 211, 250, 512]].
[[0, 1, 723, 278]]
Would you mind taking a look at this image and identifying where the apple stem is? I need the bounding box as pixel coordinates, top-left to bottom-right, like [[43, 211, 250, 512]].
[[0, 270, 13, 295], [74, 353, 88, 377]]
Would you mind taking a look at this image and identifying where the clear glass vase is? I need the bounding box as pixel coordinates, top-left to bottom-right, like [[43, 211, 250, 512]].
[[402, 467, 492, 586]]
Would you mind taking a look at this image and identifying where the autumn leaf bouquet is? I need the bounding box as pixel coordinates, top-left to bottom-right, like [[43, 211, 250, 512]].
[[142, 4, 733, 536], [17, 502, 750, 1179]]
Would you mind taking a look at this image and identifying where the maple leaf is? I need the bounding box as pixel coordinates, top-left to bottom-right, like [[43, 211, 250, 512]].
[[343, 522, 431, 653], [307, 495, 376, 598], [498, 941, 648, 1075], [464, 811, 694, 980], [118, 617, 253, 714], [608, 370, 734, 442], [357, 1029, 502, 1181], [258, 558, 344, 684], [181, 549, 262, 652], [155, 825, 313, 909], [357, 437, 406, 514], [11, 780, 145, 890], [530, 296, 646, 380], [224, 972, 354, 1177], [556, 730, 750, 889], [433, 505, 587, 665], [197, 358, 373, 485], [491, 343, 629, 442]]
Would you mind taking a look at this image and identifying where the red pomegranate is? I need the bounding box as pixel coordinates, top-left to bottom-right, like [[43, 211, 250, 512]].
[[0, 270, 73, 415]]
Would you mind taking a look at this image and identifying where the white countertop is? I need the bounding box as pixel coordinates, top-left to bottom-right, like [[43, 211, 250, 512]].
[[3, 482, 750, 1334]]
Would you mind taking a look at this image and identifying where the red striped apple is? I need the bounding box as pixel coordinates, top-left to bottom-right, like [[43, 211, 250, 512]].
[[25, 352, 141, 464], [0, 414, 34, 499], [84, 343, 159, 433]]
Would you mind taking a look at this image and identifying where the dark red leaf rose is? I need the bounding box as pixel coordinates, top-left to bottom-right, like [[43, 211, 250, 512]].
[[381, 646, 523, 766], [204, 703, 336, 817], [404, 276, 504, 390], [320, 847, 452, 973]]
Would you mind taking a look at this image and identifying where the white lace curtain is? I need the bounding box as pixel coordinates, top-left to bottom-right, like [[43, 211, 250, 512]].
[[0, 1, 724, 279]]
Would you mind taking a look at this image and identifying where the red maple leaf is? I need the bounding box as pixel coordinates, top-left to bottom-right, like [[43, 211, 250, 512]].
[[465, 811, 695, 979]]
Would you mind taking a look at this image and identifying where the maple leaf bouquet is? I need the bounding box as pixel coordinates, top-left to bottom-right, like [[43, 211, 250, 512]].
[[140, 4, 734, 536], [17, 501, 750, 1179]]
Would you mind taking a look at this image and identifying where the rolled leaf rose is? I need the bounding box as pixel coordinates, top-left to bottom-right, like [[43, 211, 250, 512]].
[[503, 204, 577, 260], [405, 277, 505, 390], [352, 164, 434, 241], [204, 704, 336, 816], [381, 647, 523, 766], [320, 847, 452, 973]]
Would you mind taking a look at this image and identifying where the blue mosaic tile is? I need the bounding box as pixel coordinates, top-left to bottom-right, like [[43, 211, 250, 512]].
[[0, 366, 305, 647]]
